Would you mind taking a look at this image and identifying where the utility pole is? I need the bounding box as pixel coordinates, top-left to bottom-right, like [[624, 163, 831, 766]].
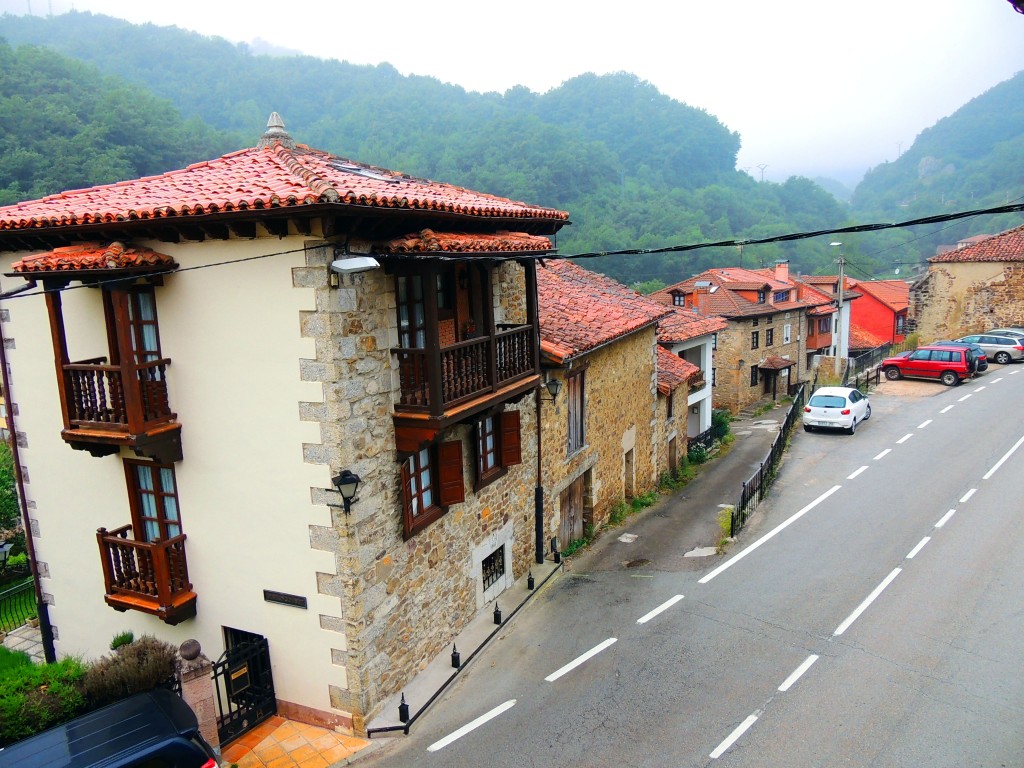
[[832, 242, 845, 375], [756, 164, 768, 183]]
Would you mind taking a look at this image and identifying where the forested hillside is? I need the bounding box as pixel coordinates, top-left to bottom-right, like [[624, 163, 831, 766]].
[[851, 70, 1024, 253], [6, 10, 999, 287]]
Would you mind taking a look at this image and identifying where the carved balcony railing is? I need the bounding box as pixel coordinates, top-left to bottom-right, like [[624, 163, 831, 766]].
[[96, 524, 197, 625], [395, 324, 536, 413], [65, 357, 174, 432]]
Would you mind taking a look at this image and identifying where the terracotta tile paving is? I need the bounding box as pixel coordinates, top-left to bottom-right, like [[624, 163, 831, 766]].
[[220, 717, 369, 768]]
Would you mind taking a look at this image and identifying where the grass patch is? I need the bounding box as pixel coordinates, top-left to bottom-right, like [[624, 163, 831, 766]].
[[0, 647, 33, 679]]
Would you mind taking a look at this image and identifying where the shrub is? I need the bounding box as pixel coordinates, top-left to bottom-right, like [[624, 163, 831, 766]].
[[109, 630, 134, 651], [0, 654, 88, 746], [688, 444, 709, 464], [79, 635, 178, 711]]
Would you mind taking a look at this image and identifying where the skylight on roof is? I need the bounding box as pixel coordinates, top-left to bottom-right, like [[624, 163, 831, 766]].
[[329, 160, 400, 183]]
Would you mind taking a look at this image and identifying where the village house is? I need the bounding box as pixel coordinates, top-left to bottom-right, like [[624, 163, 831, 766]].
[[655, 307, 726, 443], [909, 224, 1024, 341], [655, 347, 701, 477], [652, 262, 831, 414], [0, 116, 571, 738], [536, 260, 671, 547]]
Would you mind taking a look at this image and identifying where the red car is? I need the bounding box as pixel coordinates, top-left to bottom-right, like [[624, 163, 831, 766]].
[[881, 344, 976, 386]]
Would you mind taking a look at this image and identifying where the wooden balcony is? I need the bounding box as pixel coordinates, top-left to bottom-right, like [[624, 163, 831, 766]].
[[393, 324, 539, 452], [62, 357, 182, 462], [96, 525, 197, 625]]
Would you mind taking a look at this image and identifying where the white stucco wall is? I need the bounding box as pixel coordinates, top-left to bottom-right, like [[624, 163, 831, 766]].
[[0, 235, 343, 717]]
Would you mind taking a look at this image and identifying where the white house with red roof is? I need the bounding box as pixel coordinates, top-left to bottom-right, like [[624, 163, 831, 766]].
[[0, 115, 570, 738], [911, 224, 1024, 341], [656, 307, 727, 438]]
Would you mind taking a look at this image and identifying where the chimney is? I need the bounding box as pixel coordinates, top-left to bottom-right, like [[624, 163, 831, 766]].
[[257, 112, 296, 150], [774, 260, 789, 283]]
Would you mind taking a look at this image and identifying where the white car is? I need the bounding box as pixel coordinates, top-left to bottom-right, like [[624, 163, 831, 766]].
[[802, 386, 871, 435]]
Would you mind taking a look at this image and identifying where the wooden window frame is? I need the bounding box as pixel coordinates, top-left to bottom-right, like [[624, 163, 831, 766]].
[[667, 391, 674, 419], [750, 364, 759, 387], [475, 410, 522, 490], [567, 370, 586, 455], [766, 327, 774, 347], [124, 459, 182, 543], [751, 330, 760, 350], [401, 439, 465, 539]]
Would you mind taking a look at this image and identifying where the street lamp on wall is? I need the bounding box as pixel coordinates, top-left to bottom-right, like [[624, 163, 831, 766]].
[[332, 470, 362, 515], [541, 375, 562, 401]]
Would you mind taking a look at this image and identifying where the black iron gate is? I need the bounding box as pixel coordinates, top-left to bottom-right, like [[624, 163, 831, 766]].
[[213, 630, 276, 745]]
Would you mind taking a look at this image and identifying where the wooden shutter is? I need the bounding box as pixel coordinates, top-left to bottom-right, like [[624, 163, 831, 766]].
[[500, 410, 522, 467], [438, 440, 465, 506], [400, 457, 414, 535]]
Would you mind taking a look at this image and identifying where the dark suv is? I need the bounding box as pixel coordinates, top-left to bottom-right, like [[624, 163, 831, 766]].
[[0, 689, 217, 768], [881, 344, 975, 386]]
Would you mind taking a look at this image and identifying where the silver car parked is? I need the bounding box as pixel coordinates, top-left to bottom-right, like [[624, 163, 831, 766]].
[[955, 332, 1024, 365]]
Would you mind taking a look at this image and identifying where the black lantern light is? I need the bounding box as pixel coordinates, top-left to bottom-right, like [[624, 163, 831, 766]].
[[332, 470, 362, 515]]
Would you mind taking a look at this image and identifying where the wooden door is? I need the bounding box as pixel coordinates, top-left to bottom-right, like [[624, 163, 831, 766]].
[[559, 475, 584, 546]]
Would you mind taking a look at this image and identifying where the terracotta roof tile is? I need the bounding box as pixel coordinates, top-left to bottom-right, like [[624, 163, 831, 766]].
[[652, 267, 821, 320], [657, 307, 727, 343], [850, 325, 888, 349], [538, 260, 672, 363], [929, 225, 1024, 263], [758, 355, 795, 370], [0, 142, 569, 233], [11, 242, 176, 274], [657, 346, 700, 395], [374, 229, 552, 254]]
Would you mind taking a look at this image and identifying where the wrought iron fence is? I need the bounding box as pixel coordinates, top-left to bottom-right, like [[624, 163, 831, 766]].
[[0, 578, 35, 633], [731, 384, 806, 537], [688, 426, 714, 454]]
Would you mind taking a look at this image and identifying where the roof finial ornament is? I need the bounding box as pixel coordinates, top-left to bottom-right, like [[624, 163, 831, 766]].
[[258, 112, 296, 150]]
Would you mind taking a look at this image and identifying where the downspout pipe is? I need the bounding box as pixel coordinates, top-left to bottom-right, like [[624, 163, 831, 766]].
[[0, 284, 58, 663]]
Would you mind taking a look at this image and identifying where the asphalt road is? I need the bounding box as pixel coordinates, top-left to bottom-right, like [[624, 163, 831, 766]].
[[359, 366, 1024, 768]]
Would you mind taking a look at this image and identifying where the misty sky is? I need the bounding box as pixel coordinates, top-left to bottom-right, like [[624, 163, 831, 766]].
[[2, 0, 1023, 186]]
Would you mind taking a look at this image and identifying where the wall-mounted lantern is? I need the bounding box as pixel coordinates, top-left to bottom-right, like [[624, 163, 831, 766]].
[[332, 470, 362, 515]]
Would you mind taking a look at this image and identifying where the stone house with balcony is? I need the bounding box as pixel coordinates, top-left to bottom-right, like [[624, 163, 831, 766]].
[[652, 261, 831, 414], [0, 116, 569, 737], [909, 224, 1024, 341], [536, 260, 671, 548]]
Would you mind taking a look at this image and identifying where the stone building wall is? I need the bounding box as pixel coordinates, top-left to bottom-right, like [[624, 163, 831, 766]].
[[909, 262, 1024, 341], [711, 313, 804, 414], [541, 328, 659, 537], [302, 243, 540, 732]]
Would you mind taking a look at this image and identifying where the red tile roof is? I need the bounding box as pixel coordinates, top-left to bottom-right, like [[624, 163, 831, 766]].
[[929, 225, 1024, 263], [375, 229, 552, 254], [538, 260, 672, 363], [849, 325, 888, 350], [657, 307, 727, 344], [652, 267, 825, 319], [656, 347, 700, 395], [11, 242, 176, 274], [0, 141, 569, 234], [758, 355, 795, 370]]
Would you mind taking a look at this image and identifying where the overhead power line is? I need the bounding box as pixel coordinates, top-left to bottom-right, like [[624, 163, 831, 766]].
[[563, 201, 1024, 261], [1, 201, 1022, 302]]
